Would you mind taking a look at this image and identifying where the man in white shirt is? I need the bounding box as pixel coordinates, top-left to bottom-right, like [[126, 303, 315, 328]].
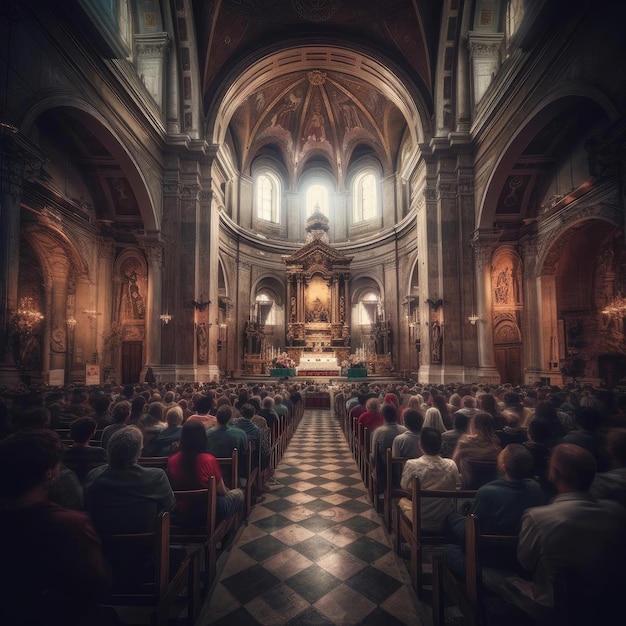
[[398, 428, 460, 532]]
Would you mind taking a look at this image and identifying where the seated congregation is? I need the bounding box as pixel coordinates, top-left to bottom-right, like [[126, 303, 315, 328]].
[[336, 381, 626, 624], [1, 377, 626, 624], [0, 380, 303, 625]]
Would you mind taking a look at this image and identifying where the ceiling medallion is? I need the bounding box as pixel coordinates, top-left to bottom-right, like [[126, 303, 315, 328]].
[[307, 70, 327, 86], [292, 0, 341, 23]]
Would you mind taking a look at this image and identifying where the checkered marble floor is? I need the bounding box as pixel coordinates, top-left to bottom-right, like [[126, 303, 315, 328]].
[[200, 409, 425, 625]]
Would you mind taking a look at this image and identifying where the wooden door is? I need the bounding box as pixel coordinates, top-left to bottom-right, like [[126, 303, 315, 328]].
[[121, 341, 143, 384], [495, 345, 522, 385]]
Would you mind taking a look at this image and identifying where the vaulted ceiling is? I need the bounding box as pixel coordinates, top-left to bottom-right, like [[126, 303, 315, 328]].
[[196, 0, 440, 182]]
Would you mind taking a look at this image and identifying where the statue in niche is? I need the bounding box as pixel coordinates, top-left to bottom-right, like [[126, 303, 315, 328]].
[[290, 296, 296, 322], [197, 323, 208, 363], [123, 269, 145, 319], [431, 322, 443, 364], [494, 266, 512, 304]]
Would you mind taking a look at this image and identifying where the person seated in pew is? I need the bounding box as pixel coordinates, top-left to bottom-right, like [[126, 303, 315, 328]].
[[273, 394, 289, 418], [100, 400, 130, 451], [149, 405, 184, 456], [452, 412, 501, 489], [0, 430, 112, 626], [441, 412, 470, 459], [206, 405, 248, 475], [62, 417, 108, 483], [371, 402, 407, 461], [443, 444, 546, 578], [506, 444, 626, 622], [168, 420, 244, 524], [358, 397, 384, 433], [84, 426, 175, 534], [398, 428, 460, 533], [392, 409, 424, 459], [230, 403, 271, 491], [258, 396, 279, 430], [589, 427, 626, 504]]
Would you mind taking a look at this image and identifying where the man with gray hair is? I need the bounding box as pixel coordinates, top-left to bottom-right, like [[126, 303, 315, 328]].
[[84, 426, 175, 534]]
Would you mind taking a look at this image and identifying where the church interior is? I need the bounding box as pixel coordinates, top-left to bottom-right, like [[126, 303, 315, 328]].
[[1, 0, 624, 390], [2, 3, 626, 626]]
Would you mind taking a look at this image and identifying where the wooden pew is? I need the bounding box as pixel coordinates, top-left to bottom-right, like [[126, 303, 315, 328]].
[[99, 511, 201, 626], [170, 475, 241, 591], [432, 513, 518, 626], [382, 448, 408, 533], [394, 475, 477, 599]]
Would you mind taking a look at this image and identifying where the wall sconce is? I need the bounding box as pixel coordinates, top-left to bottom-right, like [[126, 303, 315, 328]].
[[192, 295, 210, 311], [160, 313, 172, 325], [468, 313, 479, 325], [66, 317, 77, 330]]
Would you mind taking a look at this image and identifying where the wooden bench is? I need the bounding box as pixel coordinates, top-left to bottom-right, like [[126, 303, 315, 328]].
[[99, 511, 201, 626], [432, 513, 518, 626], [394, 475, 477, 598], [382, 448, 408, 533], [170, 475, 241, 591]]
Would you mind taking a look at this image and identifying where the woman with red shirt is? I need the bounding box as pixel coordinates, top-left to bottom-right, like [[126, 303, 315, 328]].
[[168, 421, 243, 523]]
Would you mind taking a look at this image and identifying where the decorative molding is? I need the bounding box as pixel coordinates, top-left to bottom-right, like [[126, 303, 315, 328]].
[[292, 0, 341, 22], [163, 183, 181, 197], [97, 238, 117, 259]]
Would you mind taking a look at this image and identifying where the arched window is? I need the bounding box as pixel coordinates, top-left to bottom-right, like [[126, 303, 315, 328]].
[[256, 292, 277, 326], [306, 184, 329, 217], [353, 171, 378, 222], [255, 172, 280, 223], [357, 291, 380, 326]]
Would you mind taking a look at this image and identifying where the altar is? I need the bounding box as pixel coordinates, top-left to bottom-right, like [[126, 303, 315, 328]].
[[296, 352, 341, 376]]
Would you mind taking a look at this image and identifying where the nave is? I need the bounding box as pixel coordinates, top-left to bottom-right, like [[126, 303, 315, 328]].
[[200, 408, 429, 626]]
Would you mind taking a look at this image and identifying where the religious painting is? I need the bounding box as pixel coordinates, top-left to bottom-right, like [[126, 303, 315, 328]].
[[117, 256, 148, 322], [305, 275, 330, 323]]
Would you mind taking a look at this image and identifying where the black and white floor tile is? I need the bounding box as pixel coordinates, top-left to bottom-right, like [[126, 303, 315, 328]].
[[199, 409, 427, 625]]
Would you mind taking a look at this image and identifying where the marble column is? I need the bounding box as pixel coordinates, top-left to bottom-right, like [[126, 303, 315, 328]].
[[140, 236, 164, 372], [96, 238, 116, 372], [471, 231, 501, 383], [48, 271, 70, 374], [0, 131, 45, 384]]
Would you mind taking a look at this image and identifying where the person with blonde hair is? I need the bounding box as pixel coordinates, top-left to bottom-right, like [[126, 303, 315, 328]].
[[424, 407, 447, 434]]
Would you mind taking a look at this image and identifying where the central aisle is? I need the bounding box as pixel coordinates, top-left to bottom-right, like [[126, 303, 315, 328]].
[[201, 408, 426, 625]]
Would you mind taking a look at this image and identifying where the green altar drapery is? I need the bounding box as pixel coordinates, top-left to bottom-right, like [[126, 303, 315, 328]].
[[346, 368, 367, 378], [270, 368, 296, 377]]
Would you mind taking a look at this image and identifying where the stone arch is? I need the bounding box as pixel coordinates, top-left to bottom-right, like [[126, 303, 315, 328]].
[[477, 86, 620, 231], [207, 44, 431, 153], [20, 98, 159, 232], [494, 317, 522, 344]]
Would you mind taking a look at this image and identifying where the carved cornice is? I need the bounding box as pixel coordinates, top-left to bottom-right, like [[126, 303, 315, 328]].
[[134, 33, 170, 58], [471, 228, 502, 263], [467, 31, 504, 58], [181, 184, 200, 200], [163, 183, 182, 197], [97, 238, 117, 259]]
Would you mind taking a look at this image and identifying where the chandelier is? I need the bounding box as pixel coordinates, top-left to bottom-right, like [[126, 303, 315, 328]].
[[16, 297, 44, 332], [602, 294, 626, 318]]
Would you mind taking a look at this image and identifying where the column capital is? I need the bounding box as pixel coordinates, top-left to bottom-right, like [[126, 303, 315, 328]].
[[138, 235, 165, 264], [471, 229, 502, 263]]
